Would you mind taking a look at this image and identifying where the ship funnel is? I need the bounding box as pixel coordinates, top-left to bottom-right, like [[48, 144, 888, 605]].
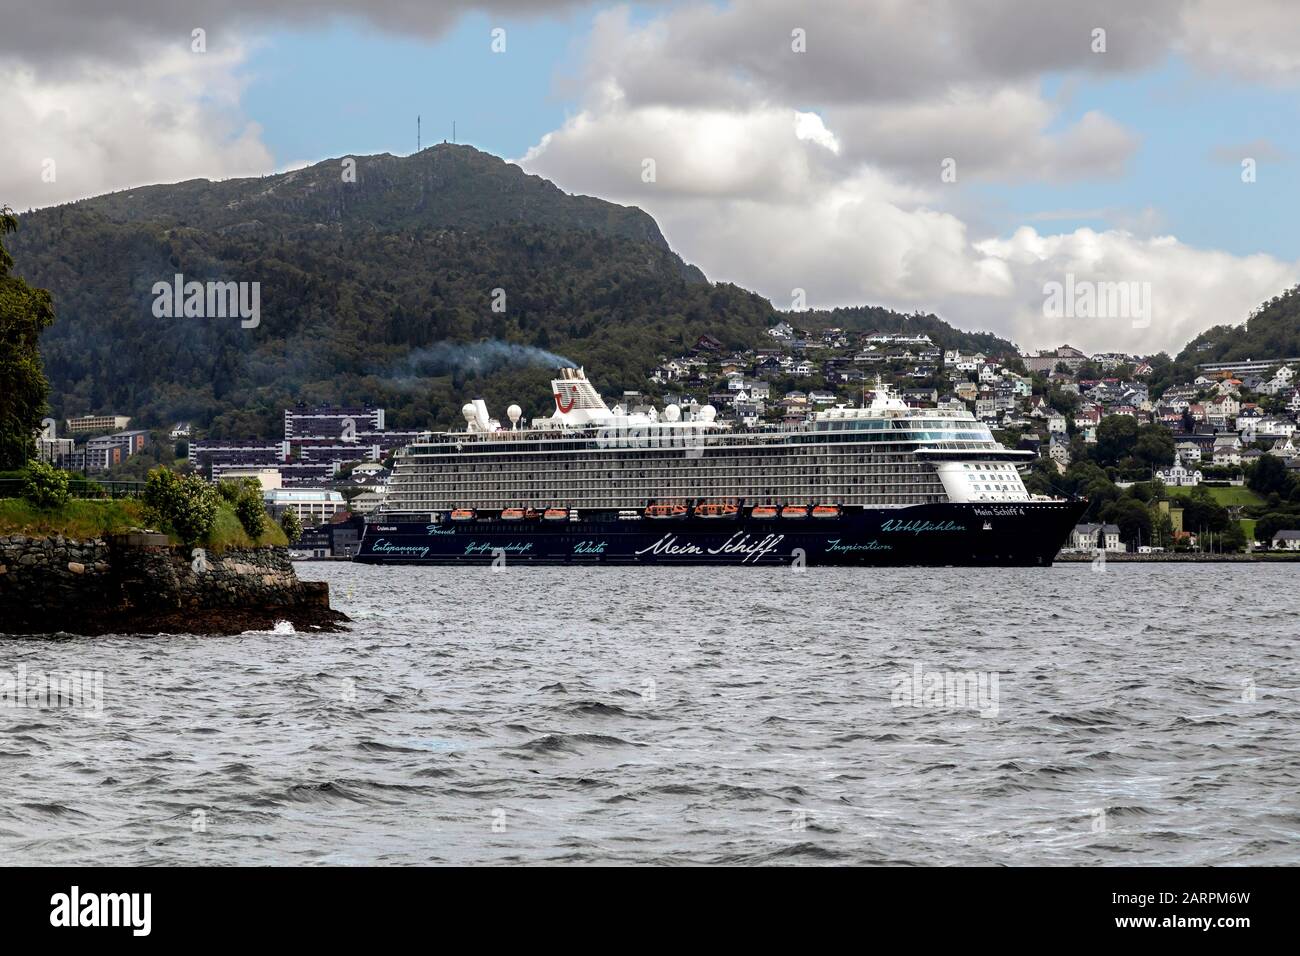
[[550, 366, 612, 425]]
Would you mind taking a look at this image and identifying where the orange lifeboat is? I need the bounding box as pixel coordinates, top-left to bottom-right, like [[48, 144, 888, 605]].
[[645, 504, 688, 518], [750, 505, 779, 519], [812, 505, 841, 519], [781, 505, 809, 519], [543, 507, 569, 521], [501, 508, 526, 521], [694, 502, 739, 518], [450, 508, 476, 521]]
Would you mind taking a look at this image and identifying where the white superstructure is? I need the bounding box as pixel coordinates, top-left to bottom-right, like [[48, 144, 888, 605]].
[[384, 368, 1034, 512]]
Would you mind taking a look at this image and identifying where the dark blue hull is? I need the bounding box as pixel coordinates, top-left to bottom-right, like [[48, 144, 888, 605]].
[[354, 501, 1087, 567]]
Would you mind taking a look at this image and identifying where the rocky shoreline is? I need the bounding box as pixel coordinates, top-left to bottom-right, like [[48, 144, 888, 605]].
[[0, 532, 349, 636]]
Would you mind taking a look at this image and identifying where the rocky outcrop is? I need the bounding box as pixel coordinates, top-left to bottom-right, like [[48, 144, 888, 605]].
[[0, 533, 347, 636]]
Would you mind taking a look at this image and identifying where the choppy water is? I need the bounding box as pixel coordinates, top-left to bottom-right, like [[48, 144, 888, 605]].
[[1, 563, 1297, 866]]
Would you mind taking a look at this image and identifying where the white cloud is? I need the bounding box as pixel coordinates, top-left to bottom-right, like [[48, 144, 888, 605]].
[[521, 102, 849, 201], [1179, 0, 1300, 83], [520, 67, 1297, 354], [517, 1, 1300, 354], [826, 90, 1139, 183], [967, 228, 1299, 353], [2, 45, 273, 211]]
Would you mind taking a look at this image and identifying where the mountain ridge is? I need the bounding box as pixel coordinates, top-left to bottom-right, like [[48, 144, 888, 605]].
[[9, 145, 1025, 435], [58, 144, 689, 259]]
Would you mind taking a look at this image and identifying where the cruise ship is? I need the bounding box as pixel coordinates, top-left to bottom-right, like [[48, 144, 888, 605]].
[[354, 367, 1086, 566]]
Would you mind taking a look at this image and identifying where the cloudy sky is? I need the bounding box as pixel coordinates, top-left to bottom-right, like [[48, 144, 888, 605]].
[[4, 0, 1299, 354]]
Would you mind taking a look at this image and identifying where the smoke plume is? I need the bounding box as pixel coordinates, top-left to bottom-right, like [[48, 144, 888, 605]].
[[399, 340, 577, 377]]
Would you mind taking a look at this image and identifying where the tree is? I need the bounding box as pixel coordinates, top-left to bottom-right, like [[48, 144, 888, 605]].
[[279, 508, 302, 544], [1100, 497, 1152, 548], [1220, 521, 1247, 553], [1255, 512, 1300, 545], [143, 466, 218, 545], [1247, 454, 1294, 497], [22, 459, 70, 509], [1133, 423, 1175, 470], [1095, 415, 1139, 467], [1152, 510, 1174, 550], [1180, 486, 1232, 537], [0, 207, 56, 469], [234, 487, 268, 538]]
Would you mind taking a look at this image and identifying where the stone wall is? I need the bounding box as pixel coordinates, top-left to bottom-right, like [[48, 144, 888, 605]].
[[0, 533, 346, 636]]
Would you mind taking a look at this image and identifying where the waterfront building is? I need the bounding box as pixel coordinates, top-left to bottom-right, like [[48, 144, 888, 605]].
[[263, 488, 347, 524], [1072, 523, 1123, 552]]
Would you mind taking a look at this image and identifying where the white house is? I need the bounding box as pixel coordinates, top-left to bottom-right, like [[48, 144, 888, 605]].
[[1157, 458, 1203, 487], [1257, 417, 1296, 439], [1260, 365, 1296, 395], [1271, 530, 1300, 550], [1212, 435, 1243, 467], [1073, 523, 1123, 552], [1048, 435, 1071, 469]]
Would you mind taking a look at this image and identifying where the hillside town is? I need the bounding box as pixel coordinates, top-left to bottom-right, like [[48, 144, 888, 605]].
[[30, 324, 1300, 557]]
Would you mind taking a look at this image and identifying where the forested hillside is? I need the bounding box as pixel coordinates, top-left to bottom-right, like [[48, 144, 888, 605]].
[[1177, 285, 1300, 365], [10, 144, 1014, 435], [817, 304, 1016, 356]]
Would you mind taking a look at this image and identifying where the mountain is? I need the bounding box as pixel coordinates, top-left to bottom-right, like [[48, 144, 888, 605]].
[[811, 304, 1016, 357], [9, 144, 1014, 436], [60, 145, 688, 256], [1176, 285, 1300, 365]]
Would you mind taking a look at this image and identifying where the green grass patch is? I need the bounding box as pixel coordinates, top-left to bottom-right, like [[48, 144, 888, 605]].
[[0, 497, 286, 551], [0, 497, 147, 539], [205, 504, 288, 552], [1240, 518, 1257, 542], [1165, 486, 1266, 507]]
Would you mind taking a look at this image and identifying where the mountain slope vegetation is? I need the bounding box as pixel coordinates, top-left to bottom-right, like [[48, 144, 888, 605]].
[[11, 145, 1014, 434]]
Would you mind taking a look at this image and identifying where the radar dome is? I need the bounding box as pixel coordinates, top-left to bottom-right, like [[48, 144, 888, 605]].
[[461, 403, 476, 422], [507, 404, 522, 423], [700, 404, 717, 422], [663, 404, 681, 422]]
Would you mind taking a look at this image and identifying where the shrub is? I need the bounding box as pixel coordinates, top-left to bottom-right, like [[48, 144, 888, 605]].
[[217, 476, 261, 504], [279, 508, 302, 544], [234, 488, 268, 538], [21, 459, 70, 509], [144, 466, 218, 545]]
